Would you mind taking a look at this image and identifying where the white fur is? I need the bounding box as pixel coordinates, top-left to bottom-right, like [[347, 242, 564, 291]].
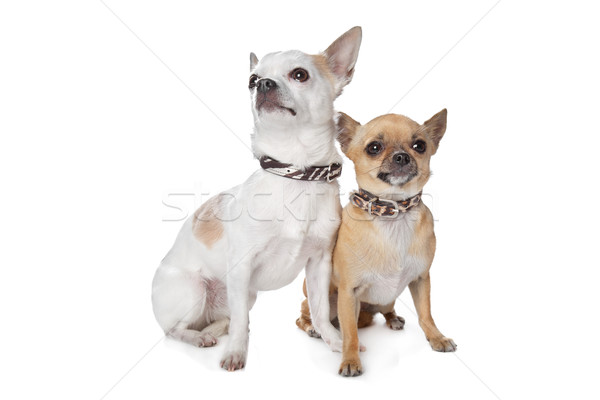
[[358, 208, 428, 306], [152, 28, 361, 370], [250, 50, 342, 169]]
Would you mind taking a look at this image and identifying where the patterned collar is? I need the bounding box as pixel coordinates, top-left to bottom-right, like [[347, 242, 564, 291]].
[[259, 156, 342, 182], [350, 188, 422, 217]]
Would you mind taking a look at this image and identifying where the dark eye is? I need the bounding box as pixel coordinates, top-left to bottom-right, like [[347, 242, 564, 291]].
[[249, 74, 259, 88], [290, 68, 309, 82], [412, 140, 427, 153], [366, 141, 384, 155]]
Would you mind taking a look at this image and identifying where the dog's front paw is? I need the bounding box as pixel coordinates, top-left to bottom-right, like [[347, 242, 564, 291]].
[[220, 350, 247, 371], [339, 358, 363, 377], [385, 315, 405, 330], [323, 336, 366, 353], [316, 325, 342, 352], [323, 335, 343, 352], [428, 336, 457, 352]]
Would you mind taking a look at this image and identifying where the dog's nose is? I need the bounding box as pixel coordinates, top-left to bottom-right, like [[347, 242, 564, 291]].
[[256, 78, 277, 93], [393, 152, 411, 166]]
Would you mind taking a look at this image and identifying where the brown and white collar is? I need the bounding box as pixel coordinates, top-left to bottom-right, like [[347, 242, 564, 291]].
[[350, 188, 422, 217], [259, 156, 342, 182]]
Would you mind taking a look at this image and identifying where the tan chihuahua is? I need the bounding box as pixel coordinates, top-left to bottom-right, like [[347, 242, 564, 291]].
[[297, 109, 456, 376]]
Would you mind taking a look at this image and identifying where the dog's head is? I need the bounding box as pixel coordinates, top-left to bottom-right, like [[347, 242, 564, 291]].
[[337, 110, 447, 198], [249, 27, 361, 128]]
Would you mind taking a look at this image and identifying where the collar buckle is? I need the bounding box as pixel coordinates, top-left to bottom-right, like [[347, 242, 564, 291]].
[[366, 198, 399, 217], [382, 199, 399, 217]]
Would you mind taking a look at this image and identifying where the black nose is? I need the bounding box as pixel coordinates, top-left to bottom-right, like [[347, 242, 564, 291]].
[[256, 78, 277, 93], [394, 152, 411, 166]]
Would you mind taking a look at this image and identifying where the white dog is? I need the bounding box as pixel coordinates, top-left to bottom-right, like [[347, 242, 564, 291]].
[[152, 27, 362, 371]]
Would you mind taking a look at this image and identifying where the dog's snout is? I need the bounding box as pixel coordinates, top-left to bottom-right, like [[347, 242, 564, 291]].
[[393, 152, 411, 166], [256, 78, 277, 93]]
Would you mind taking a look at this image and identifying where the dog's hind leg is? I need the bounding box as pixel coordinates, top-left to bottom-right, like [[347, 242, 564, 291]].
[[164, 279, 229, 347], [296, 279, 340, 338], [168, 322, 219, 347], [196, 318, 229, 346], [153, 263, 228, 347], [377, 302, 405, 330], [296, 298, 321, 338], [357, 303, 376, 328]]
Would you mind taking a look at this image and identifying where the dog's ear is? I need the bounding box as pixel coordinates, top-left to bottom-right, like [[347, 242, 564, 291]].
[[336, 112, 361, 155], [250, 52, 259, 71], [323, 27, 362, 96], [423, 108, 447, 152]]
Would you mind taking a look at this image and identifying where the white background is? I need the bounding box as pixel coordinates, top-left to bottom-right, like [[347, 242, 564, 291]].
[[1, 1, 599, 399]]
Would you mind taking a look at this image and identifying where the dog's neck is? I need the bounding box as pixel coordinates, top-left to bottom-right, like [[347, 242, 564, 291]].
[[376, 184, 425, 202], [252, 119, 342, 170], [351, 188, 422, 217]]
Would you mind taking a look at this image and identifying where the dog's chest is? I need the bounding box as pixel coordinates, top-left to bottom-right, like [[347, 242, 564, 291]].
[[359, 213, 427, 305], [249, 177, 341, 291]]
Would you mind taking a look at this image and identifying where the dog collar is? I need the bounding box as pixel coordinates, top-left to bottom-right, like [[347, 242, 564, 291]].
[[350, 188, 422, 217], [259, 156, 342, 182]]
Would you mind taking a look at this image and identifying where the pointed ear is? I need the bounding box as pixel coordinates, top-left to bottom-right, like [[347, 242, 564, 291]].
[[423, 108, 447, 151], [250, 52, 259, 71], [336, 112, 361, 155], [323, 26, 362, 96]]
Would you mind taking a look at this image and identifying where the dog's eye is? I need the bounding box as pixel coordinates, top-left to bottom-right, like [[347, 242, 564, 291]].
[[412, 140, 427, 153], [249, 74, 259, 88], [290, 68, 309, 83], [366, 141, 384, 155]]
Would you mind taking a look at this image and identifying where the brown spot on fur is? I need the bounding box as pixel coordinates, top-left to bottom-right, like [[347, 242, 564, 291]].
[[310, 54, 337, 89], [193, 195, 224, 248]]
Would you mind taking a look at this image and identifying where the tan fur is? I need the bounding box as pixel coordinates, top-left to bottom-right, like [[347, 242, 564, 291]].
[[310, 54, 337, 89], [343, 113, 434, 199], [296, 280, 318, 336], [296, 296, 317, 336], [408, 273, 455, 351], [296, 277, 374, 338], [408, 206, 436, 260], [192, 195, 224, 248], [297, 110, 455, 376]]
